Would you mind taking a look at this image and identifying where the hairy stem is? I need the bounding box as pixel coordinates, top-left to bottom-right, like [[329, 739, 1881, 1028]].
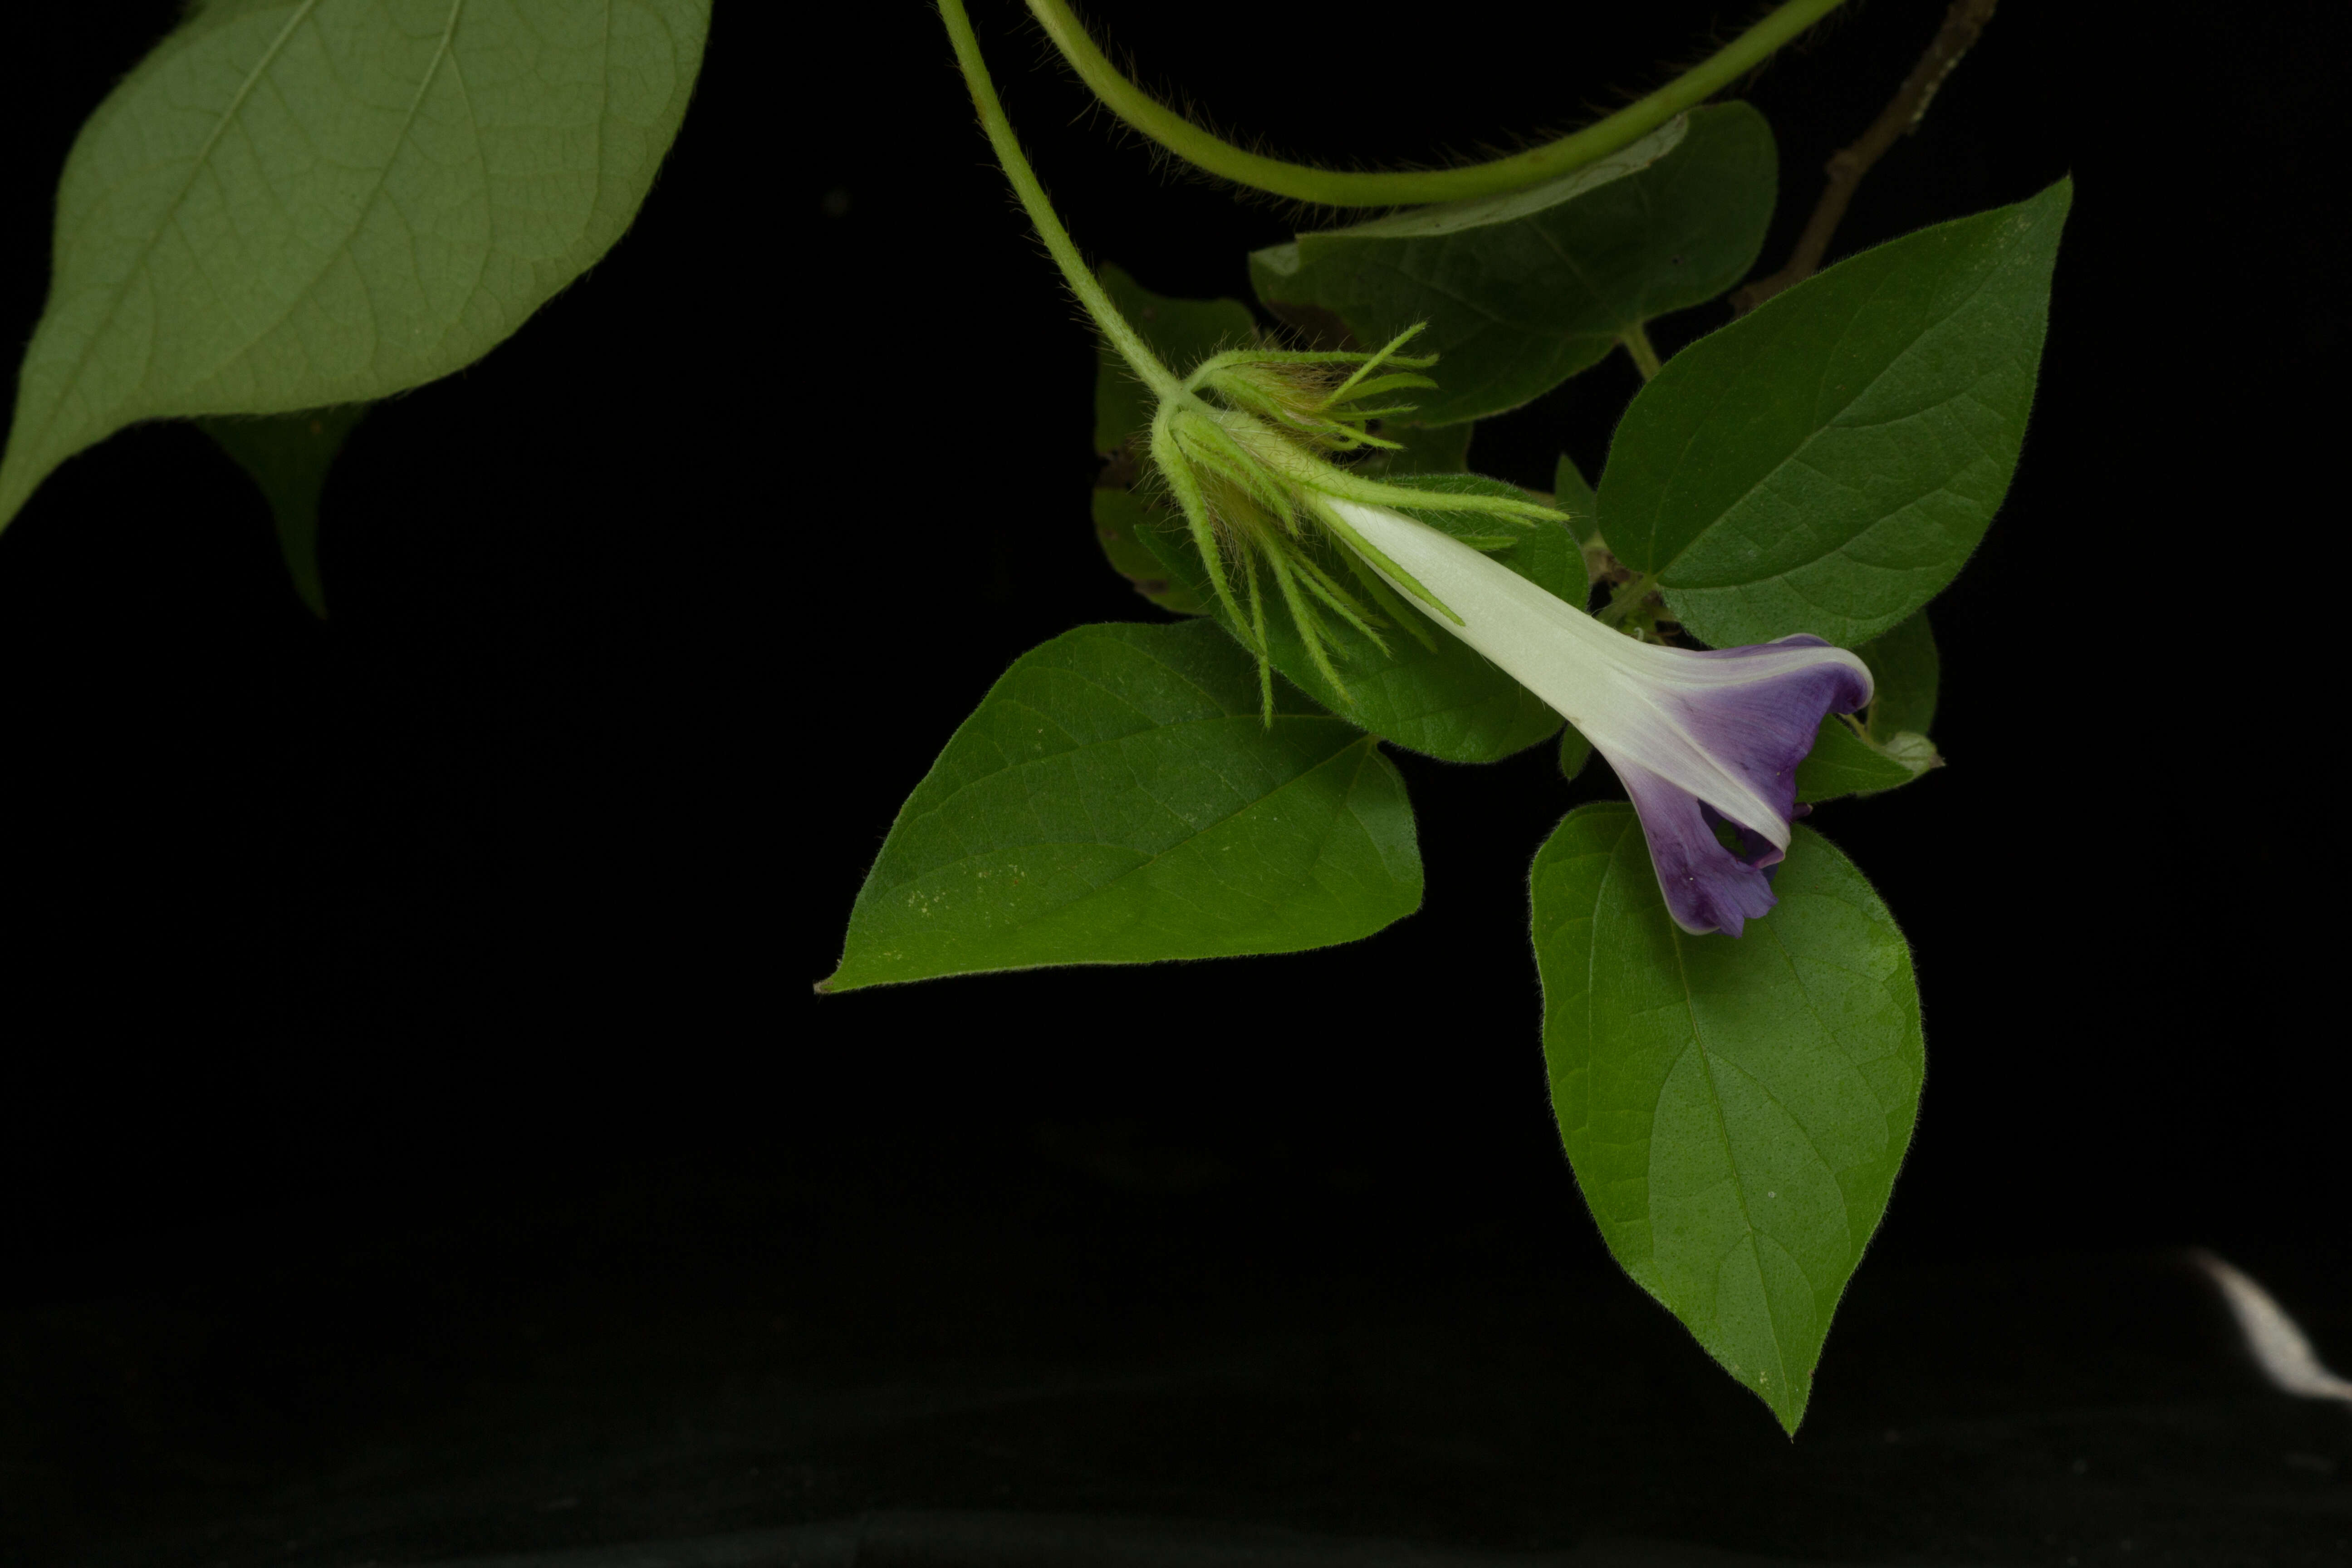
[[1026, 0, 1847, 207], [1730, 0, 1998, 313], [1619, 323, 1664, 380], [1597, 571, 1660, 627], [936, 0, 1180, 398]]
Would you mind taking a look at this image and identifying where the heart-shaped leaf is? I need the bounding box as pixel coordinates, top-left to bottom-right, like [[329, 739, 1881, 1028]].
[[825, 621, 1422, 991], [1530, 803, 1924, 1433], [1600, 181, 2071, 649], [0, 0, 710, 528]]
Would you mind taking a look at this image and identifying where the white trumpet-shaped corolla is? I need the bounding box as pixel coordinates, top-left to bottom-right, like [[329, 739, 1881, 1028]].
[[1322, 498, 1872, 937]]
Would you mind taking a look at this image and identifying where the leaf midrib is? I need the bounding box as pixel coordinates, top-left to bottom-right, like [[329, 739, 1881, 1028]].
[[37, 1, 323, 456], [896, 727, 1363, 881], [1644, 215, 2032, 588], [207, 0, 477, 387], [1663, 908, 1790, 1403], [37, 0, 485, 450], [874, 735, 1380, 924]]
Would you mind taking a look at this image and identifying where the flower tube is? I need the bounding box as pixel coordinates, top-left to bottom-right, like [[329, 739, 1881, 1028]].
[[1321, 498, 1871, 937]]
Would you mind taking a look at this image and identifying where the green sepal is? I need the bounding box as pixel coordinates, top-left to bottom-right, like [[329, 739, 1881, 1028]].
[[1084, 265, 1254, 615], [1095, 265, 1257, 456], [1138, 472, 1588, 764]]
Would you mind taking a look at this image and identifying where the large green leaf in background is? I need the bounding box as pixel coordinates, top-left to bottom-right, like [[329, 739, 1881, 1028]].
[[1091, 484, 1208, 616], [1359, 420, 1474, 480], [0, 0, 712, 529], [1531, 804, 1923, 1434], [1140, 473, 1589, 764], [1550, 454, 1601, 594], [824, 621, 1422, 992], [1600, 181, 2071, 651], [1248, 106, 1776, 427]]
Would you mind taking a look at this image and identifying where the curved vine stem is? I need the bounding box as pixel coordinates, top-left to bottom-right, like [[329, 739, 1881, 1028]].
[[936, 0, 1181, 400], [1024, 0, 1848, 208], [1730, 0, 1997, 313]]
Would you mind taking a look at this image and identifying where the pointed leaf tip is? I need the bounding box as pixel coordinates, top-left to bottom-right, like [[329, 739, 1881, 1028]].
[[0, 0, 711, 531], [829, 621, 1423, 990], [1604, 181, 2071, 649], [1531, 804, 1923, 1431]]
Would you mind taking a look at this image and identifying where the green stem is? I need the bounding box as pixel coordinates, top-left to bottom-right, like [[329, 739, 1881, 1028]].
[[1619, 323, 1664, 380], [937, 0, 1180, 398], [1597, 571, 1659, 627], [1025, 0, 1847, 207]]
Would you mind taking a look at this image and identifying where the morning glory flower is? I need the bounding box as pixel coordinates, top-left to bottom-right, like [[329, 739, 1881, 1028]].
[[1137, 348, 1865, 937], [1321, 497, 1872, 937], [926, 3, 1862, 939]]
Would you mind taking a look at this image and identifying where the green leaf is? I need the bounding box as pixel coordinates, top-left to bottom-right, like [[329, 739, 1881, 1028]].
[[1530, 804, 1923, 1434], [198, 404, 368, 617], [1857, 610, 1939, 742], [1600, 181, 2072, 650], [0, 0, 712, 529], [1360, 419, 1474, 479], [1796, 610, 1944, 801], [1094, 264, 1257, 454], [1793, 716, 1933, 803], [1139, 473, 1589, 763], [824, 621, 1422, 992], [1552, 453, 1601, 603], [1557, 724, 1593, 784], [1091, 483, 1207, 616], [1248, 106, 1776, 426]]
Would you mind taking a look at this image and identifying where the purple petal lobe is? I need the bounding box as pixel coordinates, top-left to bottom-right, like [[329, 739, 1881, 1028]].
[[1602, 636, 1871, 937], [1305, 500, 1872, 938], [1617, 759, 1780, 937], [1655, 636, 1874, 838]]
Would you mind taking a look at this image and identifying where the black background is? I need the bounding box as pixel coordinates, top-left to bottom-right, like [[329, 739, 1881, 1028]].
[[2, 1, 2347, 1563]]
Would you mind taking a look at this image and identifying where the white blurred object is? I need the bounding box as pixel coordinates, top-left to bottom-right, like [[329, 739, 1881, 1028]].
[[2191, 1250, 2352, 1402]]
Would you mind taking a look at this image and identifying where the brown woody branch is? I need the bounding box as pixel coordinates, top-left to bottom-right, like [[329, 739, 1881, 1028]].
[[1730, 0, 1999, 315]]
